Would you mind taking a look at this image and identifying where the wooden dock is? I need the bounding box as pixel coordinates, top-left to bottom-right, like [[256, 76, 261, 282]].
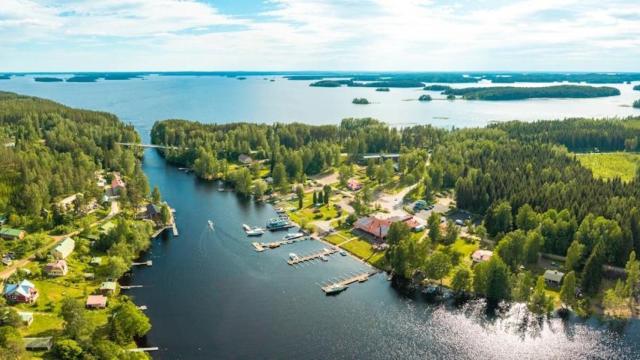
[[120, 285, 144, 290], [172, 221, 179, 236], [252, 236, 310, 252], [131, 260, 152, 267], [321, 271, 378, 293], [127, 347, 159, 352], [287, 247, 337, 265]]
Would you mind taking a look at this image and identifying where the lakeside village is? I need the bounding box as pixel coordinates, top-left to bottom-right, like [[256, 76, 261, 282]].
[[202, 147, 640, 318], [0, 170, 175, 356]]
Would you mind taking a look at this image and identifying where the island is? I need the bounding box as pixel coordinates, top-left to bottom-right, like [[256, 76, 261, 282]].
[[150, 114, 640, 319], [423, 85, 451, 91], [66, 76, 98, 82], [376, 87, 390, 92], [634, 99, 640, 109], [0, 92, 168, 359], [349, 80, 424, 88], [34, 77, 63, 82], [442, 85, 620, 100], [310, 79, 353, 87], [352, 98, 370, 104], [418, 94, 432, 101], [634, 85, 640, 91], [0, 74, 10, 80]]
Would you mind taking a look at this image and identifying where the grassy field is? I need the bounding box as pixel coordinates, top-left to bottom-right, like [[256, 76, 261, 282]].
[[576, 152, 640, 182]]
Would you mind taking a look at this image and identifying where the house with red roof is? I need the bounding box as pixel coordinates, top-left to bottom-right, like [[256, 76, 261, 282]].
[[347, 178, 362, 191], [86, 295, 108, 309], [45, 259, 68, 277], [354, 215, 422, 241], [110, 173, 126, 196]]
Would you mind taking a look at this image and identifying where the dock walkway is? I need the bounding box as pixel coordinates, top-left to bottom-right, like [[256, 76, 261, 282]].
[[252, 235, 310, 252], [321, 270, 378, 293], [288, 247, 337, 265]]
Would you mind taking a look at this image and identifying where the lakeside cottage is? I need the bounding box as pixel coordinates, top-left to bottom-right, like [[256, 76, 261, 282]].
[[24, 337, 53, 351], [0, 227, 26, 240], [56, 193, 80, 212], [146, 203, 162, 222], [17, 311, 34, 326], [45, 259, 68, 277], [238, 154, 253, 164], [544, 270, 565, 287], [99, 281, 117, 295], [472, 250, 493, 263], [347, 178, 362, 191], [52, 237, 75, 259], [86, 295, 108, 309], [3, 279, 39, 304]]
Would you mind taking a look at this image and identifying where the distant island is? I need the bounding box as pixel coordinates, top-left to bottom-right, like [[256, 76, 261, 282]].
[[634, 99, 640, 109], [352, 98, 370, 105], [376, 87, 390, 92], [634, 85, 640, 91], [34, 77, 63, 82], [423, 85, 451, 91], [442, 85, 620, 100], [310, 79, 353, 87], [349, 80, 424, 88], [0, 74, 10, 80], [418, 94, 432, 101], [67, 76, 97, 82]]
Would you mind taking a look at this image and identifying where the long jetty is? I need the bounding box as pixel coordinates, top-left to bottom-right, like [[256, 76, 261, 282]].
[[287, 247, 337, 265], [321, 270, 378, 293], [252, 235, 309, 252]]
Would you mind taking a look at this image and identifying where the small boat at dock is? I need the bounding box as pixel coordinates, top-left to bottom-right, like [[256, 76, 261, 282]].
[[283, 232, 304, 240], [323, 284, 348, 295], [247, 229, 265, 236], [289, 253, 299, 260], [340, 250, 347, 256], [242, 224, 251, 231], [208, 220, 214, 230], [320, 255, 328, 262]]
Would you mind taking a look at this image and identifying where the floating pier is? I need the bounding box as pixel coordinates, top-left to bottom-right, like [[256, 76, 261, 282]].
[[127, 347, 159, 352], [252, 236, 310, 252], [120, 285, 144, 290], [131, 260, 152, 267], [287, 247, 337, 265], [321, 271, 378, 294]]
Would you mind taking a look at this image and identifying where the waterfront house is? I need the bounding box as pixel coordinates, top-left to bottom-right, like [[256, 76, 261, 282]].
[[354, 216, 392, 241], [99, 281, 117, 295], [347, 178, 362, 191], [24, 337, 53, 351], [0, 227, 26, 240], [472, 250, 493, 263], [145, 203, 162, 222], [52, 237, 75, 259], [3, 279, 39, 304], [110, 173, 126, 196], [45, 259, 68, 276], [238, 154, 253, 165], [354, 215, 422, 241], [17, 311, 34, 326], [544, 270, 565, 287], [86, 295, 108, 309]]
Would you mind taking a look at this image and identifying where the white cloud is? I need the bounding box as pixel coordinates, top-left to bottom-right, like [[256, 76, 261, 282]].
[[0, 0, 639, 71]]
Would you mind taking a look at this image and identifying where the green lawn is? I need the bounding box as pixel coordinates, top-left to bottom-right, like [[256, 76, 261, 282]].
[[340, 238, 385, 267], [576, 152, 640, 182]]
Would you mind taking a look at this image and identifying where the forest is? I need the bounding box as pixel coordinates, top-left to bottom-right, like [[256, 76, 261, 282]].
[[0, 91, 153, 359], [0, 91, 147, 229], [442, 85, 620, 100]]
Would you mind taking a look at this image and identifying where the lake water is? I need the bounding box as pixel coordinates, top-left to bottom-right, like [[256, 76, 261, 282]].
[[2, 75, 640, 359]]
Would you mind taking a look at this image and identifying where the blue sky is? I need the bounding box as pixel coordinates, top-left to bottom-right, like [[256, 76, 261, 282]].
[[1, 0, 639, 71]]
